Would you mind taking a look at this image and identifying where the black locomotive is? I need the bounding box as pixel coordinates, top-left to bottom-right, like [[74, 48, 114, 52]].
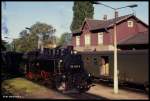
[[20, 46, 93, 93]]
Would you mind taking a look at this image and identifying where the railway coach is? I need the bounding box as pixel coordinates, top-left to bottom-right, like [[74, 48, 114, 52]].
[[80, 50, 149, 92]]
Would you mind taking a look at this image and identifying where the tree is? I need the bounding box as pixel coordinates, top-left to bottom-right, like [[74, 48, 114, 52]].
[[1, 40, 7, 51], [13, 22, 56, 52], [19, 29, 28, 38], [1, 40, 11, 51], [58, 32, 72, 46], [70, 1, 94, 32]]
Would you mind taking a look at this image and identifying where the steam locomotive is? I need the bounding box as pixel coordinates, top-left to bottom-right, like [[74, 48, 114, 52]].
[[19, 46, 93, 93]]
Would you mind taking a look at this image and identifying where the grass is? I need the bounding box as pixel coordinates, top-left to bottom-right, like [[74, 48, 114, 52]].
[[2, 78, 48, 96], [1, 77, 73, 99]]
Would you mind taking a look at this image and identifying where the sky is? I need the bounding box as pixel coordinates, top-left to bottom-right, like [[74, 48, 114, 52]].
[[2, 1, 149, 43]]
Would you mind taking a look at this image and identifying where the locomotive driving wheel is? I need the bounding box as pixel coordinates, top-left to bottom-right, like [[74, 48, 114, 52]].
[[25, 72, 34, 80], [54, 75, 67, 92], [56, 81, 67, 92], [77, 81, 90, 93]]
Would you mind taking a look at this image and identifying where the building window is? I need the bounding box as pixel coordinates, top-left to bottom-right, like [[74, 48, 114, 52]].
[[128, 21, 134, 27], [76, 36, 80, 46], [85, 34, 90, 45], [98, 32, 103, 45]]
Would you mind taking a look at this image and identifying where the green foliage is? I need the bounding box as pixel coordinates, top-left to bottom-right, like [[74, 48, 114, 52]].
[[70, 1, 94, 32], [12, 22, 56, 52], [43, 35, 59, 46], [58, 32, 72, 46], [1, 40, 7, 51], [1, 40, 11, 51]]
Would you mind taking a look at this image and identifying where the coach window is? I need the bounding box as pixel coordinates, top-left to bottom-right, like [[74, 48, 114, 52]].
[[86, 57, 90, 64], [93, 57, 98, 65], [99, 56, 109, 76]]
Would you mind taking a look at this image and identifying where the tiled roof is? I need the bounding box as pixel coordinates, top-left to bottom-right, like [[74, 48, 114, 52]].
[[72, 14, 148, 34], [118, 31, 149, 45], [87, 14, 133, 31]]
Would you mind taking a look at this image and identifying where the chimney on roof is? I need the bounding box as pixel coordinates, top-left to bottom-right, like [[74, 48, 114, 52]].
[[103, 15, 107, 21], [115, 11, 119, 18]]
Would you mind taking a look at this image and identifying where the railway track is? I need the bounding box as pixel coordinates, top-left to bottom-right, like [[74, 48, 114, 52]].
[[62, 92, 107, 99]]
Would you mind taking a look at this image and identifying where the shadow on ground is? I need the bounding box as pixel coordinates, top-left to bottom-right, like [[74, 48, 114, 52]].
[[25, 78, 108, 99]]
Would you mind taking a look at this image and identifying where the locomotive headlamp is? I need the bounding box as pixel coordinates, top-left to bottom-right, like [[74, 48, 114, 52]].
[[71, 51, 73, 54], [62, 75, 66, 78], [59, 60, 62, 63], [74, 50, 77, 54], [70, 65, 73, 68]]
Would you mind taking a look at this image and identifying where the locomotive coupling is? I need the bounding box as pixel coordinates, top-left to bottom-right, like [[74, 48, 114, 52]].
[[88, 73, 91, 77], [89, 84, 96, 87]]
